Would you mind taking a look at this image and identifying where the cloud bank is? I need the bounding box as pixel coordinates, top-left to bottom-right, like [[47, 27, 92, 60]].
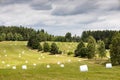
[[0, 0, 120, 35]]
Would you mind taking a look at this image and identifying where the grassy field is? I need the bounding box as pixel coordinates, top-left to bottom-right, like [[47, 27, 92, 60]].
[[0, 41, 120, 80], [41, 41, 78, 54]]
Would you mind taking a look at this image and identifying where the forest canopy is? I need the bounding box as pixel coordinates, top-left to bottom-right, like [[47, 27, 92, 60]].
[[0, 26, 120, 49]]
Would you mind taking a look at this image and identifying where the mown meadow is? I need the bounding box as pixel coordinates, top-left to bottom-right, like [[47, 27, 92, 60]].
[[0, 41, 120, 80]]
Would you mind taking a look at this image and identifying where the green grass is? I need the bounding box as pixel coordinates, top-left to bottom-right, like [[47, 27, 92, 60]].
[[41, 41, 78, 54], [0, 41, 120, 80]]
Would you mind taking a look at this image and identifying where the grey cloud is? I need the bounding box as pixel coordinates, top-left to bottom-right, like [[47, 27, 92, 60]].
[[78, 19, 97, 24], [96, 0, 120, 11], [0, 0, 120, 35], [52, 0, 120, 16], [30, 0, 52, 10], [31, 3, 52, 10], [1, 0, 119, 12], [0, 0, 53, 10], [0, 0, 31, 5], [52, 0, 98, 16]]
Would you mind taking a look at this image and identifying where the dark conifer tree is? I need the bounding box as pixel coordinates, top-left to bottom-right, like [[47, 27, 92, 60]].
[[27, 34, 40, 49], [43, 42, 50, 52], [74, 40, 87, 57], [50, 43, 59, 54]]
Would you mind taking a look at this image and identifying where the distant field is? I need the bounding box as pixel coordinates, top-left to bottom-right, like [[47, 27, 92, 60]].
[[41, 41, 78, 54], [0, 41, 120, 80]]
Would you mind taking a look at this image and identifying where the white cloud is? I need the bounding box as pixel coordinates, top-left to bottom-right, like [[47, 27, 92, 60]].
[[0, 4, 52, 26], [0, 0, 120, 35]]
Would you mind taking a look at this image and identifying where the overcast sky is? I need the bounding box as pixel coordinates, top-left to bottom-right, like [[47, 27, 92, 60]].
[[0, 0, 120, 36]]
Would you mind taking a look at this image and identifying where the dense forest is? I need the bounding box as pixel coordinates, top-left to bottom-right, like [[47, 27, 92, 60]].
[[0, 26, 80, 42], [81, 30, 120, 49], [0, 26, 35, 41], [0, 26, 120, 49]]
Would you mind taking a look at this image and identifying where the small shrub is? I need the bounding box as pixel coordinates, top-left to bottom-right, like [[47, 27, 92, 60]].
[[67, 52, 73, 56], [58, 50, 62, 54]]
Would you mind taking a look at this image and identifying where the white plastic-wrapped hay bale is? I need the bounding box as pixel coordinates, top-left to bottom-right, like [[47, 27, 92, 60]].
[[2, 61, 5, 64], [12, 66, 16, 69], [68, 59, 71, 62], [57, 61, 61, 65], [106, 63, 112, 68], [80, 65, 88, 72], [22, 65, 27, 70], [60, 64, 64, 68], [46, 65, 50, 68], [25, 60, 28, 63], [6, 64, 10, 67], [33, 63, 37, 66]]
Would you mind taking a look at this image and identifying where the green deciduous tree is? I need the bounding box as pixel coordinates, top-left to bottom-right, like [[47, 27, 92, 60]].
[[0, 33, 6, 41], [97, 40, 106, 59], [38, 43, 42, 51], [14, 33, 23, 41], [0, 36, 2, 41], [6, 32, 14, 40], [87, 36, 96, 59], [65, 32, 72, 42], [110, 33, 120, 65]]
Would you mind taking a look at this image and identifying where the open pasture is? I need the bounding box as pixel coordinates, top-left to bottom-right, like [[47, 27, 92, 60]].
[[0, 41, 120, 80]]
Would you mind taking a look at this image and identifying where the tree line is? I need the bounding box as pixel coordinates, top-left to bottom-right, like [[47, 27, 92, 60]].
[[81, 30, 120, 49], [0, 26, 80, 42], [0, 26, 35, 41], [1, 26, 120, 45]]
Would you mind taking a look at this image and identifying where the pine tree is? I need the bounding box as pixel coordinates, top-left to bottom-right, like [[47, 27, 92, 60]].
[[50, 43, 59, 54], [74, 40, 87, 57], [43, 42, 50, 52], [27, 35, 40, 49]]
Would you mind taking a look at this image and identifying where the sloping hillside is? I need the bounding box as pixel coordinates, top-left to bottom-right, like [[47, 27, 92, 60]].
[[0, 41, 120, 80]]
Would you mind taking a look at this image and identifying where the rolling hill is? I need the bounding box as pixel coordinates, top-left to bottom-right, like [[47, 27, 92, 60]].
[[0, 41, 120, 80]]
